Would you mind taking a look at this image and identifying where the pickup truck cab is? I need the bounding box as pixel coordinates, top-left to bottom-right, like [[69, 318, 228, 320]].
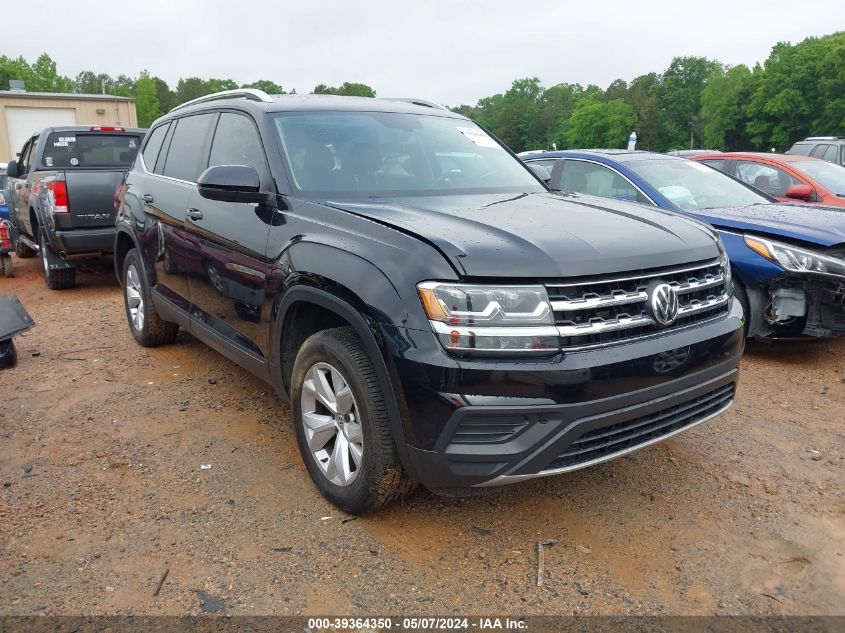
[[5, 126, 145, 289]]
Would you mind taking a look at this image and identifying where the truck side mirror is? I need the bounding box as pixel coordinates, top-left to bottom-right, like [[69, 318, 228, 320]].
[[5, 160, 19, 178]]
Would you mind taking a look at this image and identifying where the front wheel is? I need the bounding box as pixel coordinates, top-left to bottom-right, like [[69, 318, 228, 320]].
[[291, 327, 414, 514], [0, 338, 17, 368], [122, 248, 179, 347]]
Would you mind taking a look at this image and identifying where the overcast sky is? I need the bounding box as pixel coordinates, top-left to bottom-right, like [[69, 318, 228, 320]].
[[5, 1, 844, 105]]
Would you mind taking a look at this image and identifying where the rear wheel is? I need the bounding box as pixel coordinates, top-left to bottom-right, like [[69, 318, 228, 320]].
[[291, 327, 414, 514], [1, 254, 13, 278], [15, 239, 36, 258], [39, 232, 75, 290], [122, 248, 179, 347]]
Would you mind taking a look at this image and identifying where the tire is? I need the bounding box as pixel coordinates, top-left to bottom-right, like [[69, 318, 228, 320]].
[[205, 262, 225, 294], [39, 232, 75, 290], [122, 248, 179, 347], [0, 339, 17, 369], [1, 254, 13, 278], [291, 326, 414, 514], [15, 239, 36, 258]]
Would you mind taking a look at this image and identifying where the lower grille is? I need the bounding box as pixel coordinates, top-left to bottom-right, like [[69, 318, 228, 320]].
[[546, 384, 735, 471]]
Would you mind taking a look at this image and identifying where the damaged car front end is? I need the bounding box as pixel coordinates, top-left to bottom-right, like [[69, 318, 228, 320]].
[[730, 233, 845, 339]]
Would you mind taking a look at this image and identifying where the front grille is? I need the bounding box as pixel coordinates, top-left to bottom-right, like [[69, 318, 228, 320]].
[[546, 384, 735, 471], [546, 258, 730, 349]]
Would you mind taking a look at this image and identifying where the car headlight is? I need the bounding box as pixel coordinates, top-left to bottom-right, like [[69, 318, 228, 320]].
[[716, 236, 733, 295], [417, 282, 559, 356], [744, 235, 845, 278]]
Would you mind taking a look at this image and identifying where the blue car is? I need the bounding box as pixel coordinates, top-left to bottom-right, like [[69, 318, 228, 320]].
[[523, 150, 845, 341]]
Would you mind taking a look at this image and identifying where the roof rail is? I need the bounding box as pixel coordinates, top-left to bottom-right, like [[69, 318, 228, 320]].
[[804, 136, 845, 141], [385, 97, 450, 111], [170, 88, 274, 113]]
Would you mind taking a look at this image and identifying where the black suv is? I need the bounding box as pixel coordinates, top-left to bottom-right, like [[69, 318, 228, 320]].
[[115, 90, 743, 513]]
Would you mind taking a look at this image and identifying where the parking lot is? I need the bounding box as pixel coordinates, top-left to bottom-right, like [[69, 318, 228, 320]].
[[0, 255, 843, 616]]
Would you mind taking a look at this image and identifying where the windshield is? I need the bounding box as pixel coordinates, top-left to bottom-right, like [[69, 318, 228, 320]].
[[271, 112, 544, 197], [792, 160, 845, 195], [626, 158, 770, 210], [43, 132, 142, 169]]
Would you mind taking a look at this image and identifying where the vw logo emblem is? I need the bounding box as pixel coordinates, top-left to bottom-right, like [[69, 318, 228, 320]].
[[647, 281, 680, 326]]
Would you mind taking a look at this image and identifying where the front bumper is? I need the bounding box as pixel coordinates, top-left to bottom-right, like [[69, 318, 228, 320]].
[[391, 299, 744, 492]]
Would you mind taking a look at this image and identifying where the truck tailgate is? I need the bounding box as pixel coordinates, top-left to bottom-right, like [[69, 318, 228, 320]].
[[64, 170, 124, 228]]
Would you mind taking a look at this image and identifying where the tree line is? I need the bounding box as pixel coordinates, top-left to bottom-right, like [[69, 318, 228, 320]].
[[0, 54, 376, 128], [1, 30, 842, 151]]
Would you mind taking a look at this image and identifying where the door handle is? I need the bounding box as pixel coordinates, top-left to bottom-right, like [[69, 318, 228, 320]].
[[142, 194, 154, 203], [186, 208, 203, 221]]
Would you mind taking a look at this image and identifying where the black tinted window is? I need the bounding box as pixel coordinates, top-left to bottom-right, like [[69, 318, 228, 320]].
[[141, 123, 169, 172], [42, 132, 141, 168], [162, 114, 215, 182], [810, 144, 831, 159], [209, 113, 269, 185]]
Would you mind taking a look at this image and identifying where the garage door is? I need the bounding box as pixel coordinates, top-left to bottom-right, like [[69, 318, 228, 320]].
[[5, 106, 77, 158]]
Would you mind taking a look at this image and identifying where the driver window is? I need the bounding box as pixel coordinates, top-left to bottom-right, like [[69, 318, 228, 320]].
[[558, 160, 641, 201], [736, 161, 799, 196], [209, 113, 271, 188]]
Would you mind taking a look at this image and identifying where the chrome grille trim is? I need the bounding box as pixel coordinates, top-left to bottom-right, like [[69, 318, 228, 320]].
[[547, 258, 731, 350]]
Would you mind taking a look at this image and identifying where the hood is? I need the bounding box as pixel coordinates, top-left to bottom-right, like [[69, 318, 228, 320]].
[[684, 203, 845, 247], [328, 192, 720, 278]]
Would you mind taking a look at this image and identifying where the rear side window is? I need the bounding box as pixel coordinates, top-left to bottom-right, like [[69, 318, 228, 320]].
[[810, 144, 831, 159], [42, 132, 141, 168], [162, 114, 216, 182], [141, 123, 170, 172], [822, 145, 839, 163], [208, 113, 270, 186]]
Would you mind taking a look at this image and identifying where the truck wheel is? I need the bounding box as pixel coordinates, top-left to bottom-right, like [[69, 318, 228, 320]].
[[122, 248, 179, 347], [291, 326, 414, 514], [1, 254, 13, 277], [39, 232, 75, 290], [15, 240, 36, 258], [0, 339, 17, 369]]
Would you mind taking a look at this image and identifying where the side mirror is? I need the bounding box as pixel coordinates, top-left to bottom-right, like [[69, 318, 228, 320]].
[[527, 164, 551, 186], [197, 165, 263, 203], [5, 160, 19, 178], [784, 184, 814, 201]]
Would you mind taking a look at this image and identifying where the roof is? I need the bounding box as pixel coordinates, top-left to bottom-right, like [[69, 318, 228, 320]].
[[174, 93, 465, 118], [0, 90, 134, 102], [34, 125, 146, 134], [526, 149, 673, 163], [699, 152, 815, 163]]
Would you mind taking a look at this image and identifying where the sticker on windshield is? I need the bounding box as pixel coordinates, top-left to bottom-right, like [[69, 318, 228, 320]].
[[70, 157, 79, 166], [53, 136, 76, 148], [128, 139, 137, 149], [44, 156, 53, 167], [456, 126, 499, 148]]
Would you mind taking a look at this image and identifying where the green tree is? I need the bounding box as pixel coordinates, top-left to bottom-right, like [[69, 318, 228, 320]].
[[152, 76, 177, 112], [241, 79, 284, 94], [28, 53, 72, 92], [312, 82, 375, 97], [0, 55, 33, 91], [564, 97, 636, 148], [658, 56, 723, 149], [175, 77, 210, 103], [134, 71, 160, 127], [626, 73, 665, 150], [700, 64, 754, 150]]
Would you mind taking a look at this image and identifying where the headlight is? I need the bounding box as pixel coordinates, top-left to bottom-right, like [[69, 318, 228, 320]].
[[417, 282, 559, 356], [744, 235, 845, 278], [717, 235, 733, 294]]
